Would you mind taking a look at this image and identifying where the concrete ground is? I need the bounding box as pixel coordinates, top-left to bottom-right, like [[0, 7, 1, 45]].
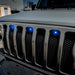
[[0, 55, 57, 75], [0, 54, 44, 75], [0, 56, 44, 75], [0, 60, 44, 75]]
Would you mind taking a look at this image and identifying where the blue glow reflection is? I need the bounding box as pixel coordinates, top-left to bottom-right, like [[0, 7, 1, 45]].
[[51, 30, 60, 36], [9, 25, 15, 31], [26, 27, 33, 33]]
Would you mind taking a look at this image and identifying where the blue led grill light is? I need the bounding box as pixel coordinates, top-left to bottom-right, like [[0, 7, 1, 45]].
[[26, 27, 33, 33], [51, 30, 60, 36], [9, 25, 15, 31]]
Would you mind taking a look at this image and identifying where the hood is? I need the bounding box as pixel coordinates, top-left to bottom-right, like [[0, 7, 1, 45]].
[[0, 9, 75, 27]]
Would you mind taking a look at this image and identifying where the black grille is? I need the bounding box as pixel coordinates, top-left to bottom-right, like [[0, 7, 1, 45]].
[[47, 30, 60, 70], [35, 29, 45, 66], [25, 27, 33, 62], [3, 25, 9, 53], [9, 25, 16, 56], [60, 32, 75, 74], [2, 24, 75, 75], [16, 26, 24, 59]]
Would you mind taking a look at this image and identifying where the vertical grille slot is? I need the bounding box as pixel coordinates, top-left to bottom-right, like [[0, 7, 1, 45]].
[[16, 26, 24, 59], [25, 27, 33, 62], [47, 30, 60, 70], [60, 32, 74, 74], [9, 25, 16, 56], [35, 29, 45, 66], [3, 25, 9, 53]]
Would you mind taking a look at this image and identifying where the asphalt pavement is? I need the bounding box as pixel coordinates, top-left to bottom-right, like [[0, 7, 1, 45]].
[[0, 54, 45, 75]]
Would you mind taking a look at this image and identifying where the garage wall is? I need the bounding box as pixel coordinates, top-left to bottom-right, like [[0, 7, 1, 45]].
[[0, 0, 23, 11]]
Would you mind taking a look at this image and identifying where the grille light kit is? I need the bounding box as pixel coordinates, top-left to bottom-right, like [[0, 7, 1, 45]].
[[25, 27, 33, 62], [51, 30, 60, 36], [26, 27, 33, 33], [47, 30, 60, 70], [9, 25, 15, 31], [9, 25, 16, 55], [1, 24, 75, 75]]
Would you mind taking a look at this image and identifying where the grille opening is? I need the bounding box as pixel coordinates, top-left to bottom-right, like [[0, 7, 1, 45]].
[[0, 34, 2, 41], [16, 26, 24, 59], [3, 25, 9, 53], [25, 27, 33, 62], [0, 48, 4, 53], [9, 25, 16, 56], [47, 30, 60, 70], [35, 29, 45, 66], [60, 32, 75, 74]]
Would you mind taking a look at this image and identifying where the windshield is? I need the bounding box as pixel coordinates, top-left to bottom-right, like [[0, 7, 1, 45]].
[[37, 0, 75, 8]]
